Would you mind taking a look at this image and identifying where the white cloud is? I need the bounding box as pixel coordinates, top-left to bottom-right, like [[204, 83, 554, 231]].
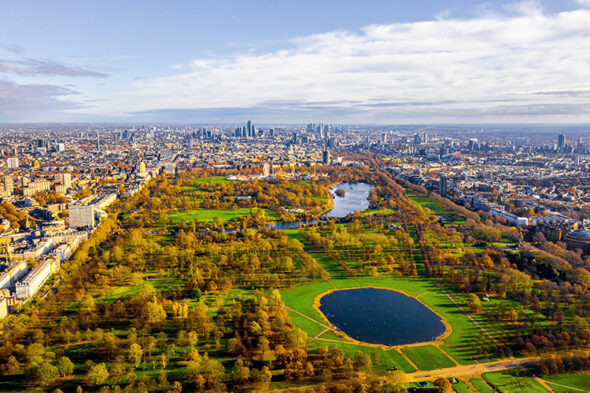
[[123, 4, 590, 123], [574, 0, 590, 8]]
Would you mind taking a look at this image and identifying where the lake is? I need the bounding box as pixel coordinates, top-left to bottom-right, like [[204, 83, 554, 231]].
[[318, 287, 446, 346], [326, 182, 374, 218]]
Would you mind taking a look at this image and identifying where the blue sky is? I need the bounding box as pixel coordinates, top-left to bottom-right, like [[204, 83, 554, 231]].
[[1, 0, 589, 123]]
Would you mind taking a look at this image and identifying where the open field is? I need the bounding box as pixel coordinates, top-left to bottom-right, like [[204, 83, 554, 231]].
[[453, 379, 475, 393], [401, 345, 457, 371], [543, 371, 590, 393], [470, 377, 495, 393], [483, 370, 550, 393], [168, 207, 279, 224], [191, 175, 230, 184]]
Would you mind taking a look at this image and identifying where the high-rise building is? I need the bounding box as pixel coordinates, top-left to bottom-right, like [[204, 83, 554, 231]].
[[557, 134, 566, 151], [96, 132, 101, 152], [58, 173, 72, 189], [4, 176, 14, 194], [247, 120, 252, 138], [7, 158, 19, 169], [439, 175, 448, 197], [69, 205, 96, 228], [322, 150, 330, 165], [414, 133, 421, 144]]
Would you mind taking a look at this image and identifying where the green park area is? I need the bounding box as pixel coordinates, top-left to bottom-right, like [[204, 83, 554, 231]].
[[483, 370, 550, 393], [168, 207, 279, 224], [281, 271, 499, 372], [542, 371, 590, 393], [470, 377, 495, 393]]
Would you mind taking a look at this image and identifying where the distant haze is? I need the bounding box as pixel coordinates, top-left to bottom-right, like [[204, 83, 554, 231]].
[[1, 1, 590, 123]]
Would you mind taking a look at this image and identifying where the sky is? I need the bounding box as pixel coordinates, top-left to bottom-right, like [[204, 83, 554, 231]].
[[1, 0, 590, 124]]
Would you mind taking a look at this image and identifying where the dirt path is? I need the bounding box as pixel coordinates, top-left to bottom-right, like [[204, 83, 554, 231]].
[[404, 356, 540, 382], [285, 306, 331, 329], [308, 328, 331, 343], [541, 378, 589, 392], [534, 377, 557, 392], [437, 285, 500, 346], [436, 344, 461, 367]]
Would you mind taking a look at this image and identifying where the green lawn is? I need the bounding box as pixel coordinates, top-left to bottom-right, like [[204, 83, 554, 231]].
[[400, 345, 456, 371], [168, 207, 278, 224], [543, 371, 590, 393], [483, 370, 550, 393], [191, 176, 230, 184], [470, 378, 494, 393], [453, 379, 475, 393]]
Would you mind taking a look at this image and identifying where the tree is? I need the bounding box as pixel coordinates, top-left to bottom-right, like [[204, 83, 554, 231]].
[[36, 362, 59, 386], [129, 343, 143, 368], [56, 356, 74, 377], [386, 370, 406, 385], [467, 294, 481, 314], [86, 363, 109, 385], [434, 377, 452, 392]]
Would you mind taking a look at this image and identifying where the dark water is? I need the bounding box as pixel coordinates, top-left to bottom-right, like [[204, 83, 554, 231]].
[[326, 182, 374, 218], [318, 287, 446, 346]]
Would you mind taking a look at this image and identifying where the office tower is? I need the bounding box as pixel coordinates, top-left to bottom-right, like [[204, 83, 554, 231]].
[[56, 143, 65, 151], [247, 120, 252, 138], [322, 150, 330, 165], [382, 133, 388, 143], [439, 175, 448, 197], [268, 128, 275, 137], [557, 134, 566, 151], [423, 132, 428, 144], [414, 133, 421, 144], [97, 132, 101, 152]]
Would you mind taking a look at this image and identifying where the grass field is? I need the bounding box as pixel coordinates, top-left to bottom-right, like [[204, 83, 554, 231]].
[[453, 379, 475, 393], [400, 345, 456, 371], [470, 378, 494, 393], [191, 176, 230, 184], [168, 207, 279, 224], [483, 370, 550, 393], [543, 371, 590, 393]]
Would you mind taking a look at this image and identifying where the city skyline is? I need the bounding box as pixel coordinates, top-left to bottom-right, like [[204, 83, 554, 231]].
[[1, 0, 590, 124]]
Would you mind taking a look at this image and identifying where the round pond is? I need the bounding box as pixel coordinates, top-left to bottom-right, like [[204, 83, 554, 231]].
[[318, 287, 446, 346]]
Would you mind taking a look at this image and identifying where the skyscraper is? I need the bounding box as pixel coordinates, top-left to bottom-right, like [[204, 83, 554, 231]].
[[439, 175, 448, 197], [322, 150, 330, 165], [247, 120, 252, 138], [557, 134, 566, 151]]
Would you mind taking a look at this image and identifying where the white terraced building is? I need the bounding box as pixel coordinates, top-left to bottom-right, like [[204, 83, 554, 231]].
[[15, 258, 60, 300], [0, 260, 28, 290]]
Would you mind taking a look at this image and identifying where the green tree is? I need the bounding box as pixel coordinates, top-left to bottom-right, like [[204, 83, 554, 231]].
[[129, 343, 143, 368], [86, 363, 109, 385], [36, 362, 59, 386], [56, 356, 75, 377]]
